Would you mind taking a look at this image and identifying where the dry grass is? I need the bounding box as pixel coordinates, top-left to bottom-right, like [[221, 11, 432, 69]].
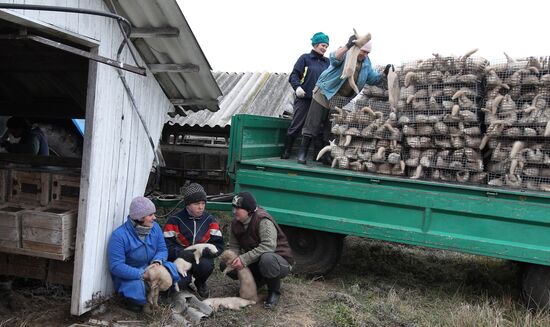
[[3, 224, 550, 326]]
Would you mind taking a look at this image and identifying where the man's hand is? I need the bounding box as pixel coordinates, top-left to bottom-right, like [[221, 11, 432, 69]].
[[295, 86, 306, 98], [345, 35, 357, 49], [384, 64, 394, 76], [231, 257, 244, 270]]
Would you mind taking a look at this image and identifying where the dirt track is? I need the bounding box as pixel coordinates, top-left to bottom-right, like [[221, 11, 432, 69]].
[[1, 237, 549, 327]]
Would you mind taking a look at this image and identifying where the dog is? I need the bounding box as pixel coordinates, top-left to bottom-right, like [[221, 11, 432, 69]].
[[184, 243, 219, 264], [143, 258, 193, 313], [219, 249, 258, 302]]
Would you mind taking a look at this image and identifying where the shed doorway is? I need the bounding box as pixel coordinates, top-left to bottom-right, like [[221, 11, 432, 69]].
[[0, 14, 93, 313]]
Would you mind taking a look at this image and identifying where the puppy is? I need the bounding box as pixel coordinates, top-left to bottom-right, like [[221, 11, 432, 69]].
[[219, 249, 258, 302], [144, 264, 173, 312], [184, 243, 218, 264], [203, 297, 255, 311], [173, 257, 193, 292]]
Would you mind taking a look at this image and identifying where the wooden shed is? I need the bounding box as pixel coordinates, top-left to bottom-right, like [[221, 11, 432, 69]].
[[0, 0, 221, 315]]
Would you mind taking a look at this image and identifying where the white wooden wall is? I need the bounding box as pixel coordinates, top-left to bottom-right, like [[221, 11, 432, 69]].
[[5, 0, 173, 315]]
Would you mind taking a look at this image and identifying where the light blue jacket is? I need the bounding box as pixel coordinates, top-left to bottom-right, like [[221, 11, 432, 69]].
[[316, 50, 382, 100], [108, 217, 180, 305]]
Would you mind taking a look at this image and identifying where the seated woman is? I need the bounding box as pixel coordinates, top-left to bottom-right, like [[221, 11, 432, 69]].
[[108, 196, 180, 312]]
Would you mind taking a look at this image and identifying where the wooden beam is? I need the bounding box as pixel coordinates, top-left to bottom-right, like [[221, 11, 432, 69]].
[[170, 98, 219, 107], [130, 27, 179, 38], [0, 153, 82, 167], [148, 63, 199, 73]]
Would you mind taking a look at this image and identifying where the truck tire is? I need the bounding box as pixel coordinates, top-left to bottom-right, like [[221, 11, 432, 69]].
[[37, 123, 82, 158], [281, 226, 344, 276], [521, 263, 550, 310]]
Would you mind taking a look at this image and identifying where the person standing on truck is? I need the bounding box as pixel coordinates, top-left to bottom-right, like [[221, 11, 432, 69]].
[[281, 32, 330, 160], [222, 191, 294, 309], [296, 34, 393, 164], [107, 196, 180, 312], [163, 183, 224, 298], [0, 117, 49, 155]]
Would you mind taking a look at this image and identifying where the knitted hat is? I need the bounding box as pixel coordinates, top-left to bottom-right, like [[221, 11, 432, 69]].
[[232, 191, 257, 213], [361, 40, 372, 52], [311, 32, 329, 46], [182, 183, 207, 205], [129, 196, 156, 221]]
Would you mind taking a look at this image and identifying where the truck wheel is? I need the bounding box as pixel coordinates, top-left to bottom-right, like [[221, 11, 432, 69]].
[[281, 226, 343, 276], [521, 264, 550, 310], [37, 123, 82, 158]]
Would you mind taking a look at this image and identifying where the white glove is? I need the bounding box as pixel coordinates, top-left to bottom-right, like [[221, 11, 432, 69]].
[[295, 86, 306, 98]]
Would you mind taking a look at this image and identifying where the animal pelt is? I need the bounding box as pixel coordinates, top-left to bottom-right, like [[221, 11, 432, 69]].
[[341, 29, 372, 94], [387, 65, 399, 111], [202, 297, 256, 311], [219, 250, 258, 302], [184, 243, 218, 264]]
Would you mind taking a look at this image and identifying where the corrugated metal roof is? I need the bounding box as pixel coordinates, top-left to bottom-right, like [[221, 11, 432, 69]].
[[166, 71, 294, 128], [112, 0, 222, 112]]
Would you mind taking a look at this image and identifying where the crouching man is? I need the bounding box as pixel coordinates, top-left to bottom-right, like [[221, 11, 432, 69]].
[[222, 191, 294, 309], [108, 196, 180, 312]]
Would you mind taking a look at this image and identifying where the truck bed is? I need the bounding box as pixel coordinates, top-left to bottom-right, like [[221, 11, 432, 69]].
[[229, 114, 550, 266]]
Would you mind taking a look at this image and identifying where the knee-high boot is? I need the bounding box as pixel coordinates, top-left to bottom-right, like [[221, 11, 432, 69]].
[[280, 135, 295, 159], [297, 136, 312, 164], [264, 278, 281, 309]]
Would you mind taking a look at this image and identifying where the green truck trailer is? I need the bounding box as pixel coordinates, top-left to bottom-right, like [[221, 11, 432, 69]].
[[157, 113, 550, 308]]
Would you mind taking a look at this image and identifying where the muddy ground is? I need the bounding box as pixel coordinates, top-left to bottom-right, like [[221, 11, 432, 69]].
[[1, 236, 549, 327]]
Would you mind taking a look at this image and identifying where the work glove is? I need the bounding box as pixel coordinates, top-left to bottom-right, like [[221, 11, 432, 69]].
[[202, 247, 218, 259], [384, 64, 394, 76], [295, 86, 306, 98], [178, 249, 195, 263], [345, 35, 357, 49]]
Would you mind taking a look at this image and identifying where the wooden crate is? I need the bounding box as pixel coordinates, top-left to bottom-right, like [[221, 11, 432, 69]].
[[21, 205, 77, 260], [0, 203, 30, 248], [9, 170, 50, 206], [51, 173, 80, 205]]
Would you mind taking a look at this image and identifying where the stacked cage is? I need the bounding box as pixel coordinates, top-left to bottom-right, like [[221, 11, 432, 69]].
[[484, 56, 550, 192], [327, 82, 405, 175], [399, 53, 489, 185]]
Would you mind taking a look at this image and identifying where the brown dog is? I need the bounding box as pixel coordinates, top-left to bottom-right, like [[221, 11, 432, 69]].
[[219, 249, 258, 302], [144, 258, 193, 313]]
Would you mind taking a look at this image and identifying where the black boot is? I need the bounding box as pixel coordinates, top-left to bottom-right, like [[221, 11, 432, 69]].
[[280, 135, 295, 159], [264, 278, 281, 309], [297, 136, 312, 164]]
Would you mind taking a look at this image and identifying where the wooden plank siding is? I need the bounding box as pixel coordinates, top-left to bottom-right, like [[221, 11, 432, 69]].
[[3, 0, 174, 315]]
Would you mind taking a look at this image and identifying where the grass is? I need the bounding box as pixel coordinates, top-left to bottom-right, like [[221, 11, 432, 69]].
[[3, 209, 550, 326]]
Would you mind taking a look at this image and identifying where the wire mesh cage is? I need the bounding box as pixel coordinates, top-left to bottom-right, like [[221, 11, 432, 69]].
[[327, 81, 405, 175], [314, 54, 550, 191], [406, 167, 487, 185], [482, 56, 550, 192], [399, 56, 488, 85]]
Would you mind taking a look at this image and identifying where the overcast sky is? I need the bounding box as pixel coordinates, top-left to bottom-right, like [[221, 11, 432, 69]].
[[178, 0, 549, 73]]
